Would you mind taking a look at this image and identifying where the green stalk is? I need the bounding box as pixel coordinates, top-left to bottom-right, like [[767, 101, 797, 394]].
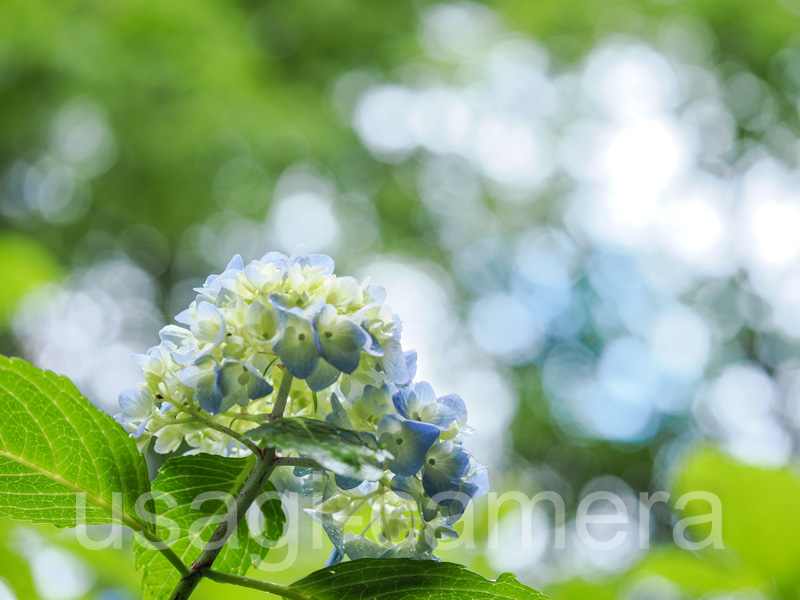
[[167, 369, 295, 600], [175, 399, 263, 455], [168, 449, 277, 599], [271, 369, 294, 420], [205, 570, 313, 600]]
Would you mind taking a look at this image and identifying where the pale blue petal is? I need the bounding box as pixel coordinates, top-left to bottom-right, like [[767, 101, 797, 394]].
[[215, 363, 249, 411], [289, 245, 310, 264], [444, 468, 488, 521], [389, 475, 420, 502], [269, 292, 325, 317], [260, 251, 289, 268], [365, 333, 385, 357], [304, 509, 345, 564], [193, 301, 226, 346], [381, 537, 439, 560], [226, 254, 245, 271], [242, 361, 274, 399], [313, 306, 369, 374], [308, 254, 335, 274], [194, 369, 222, 415], [117, 387, 152, 418], [325, 393, 352, 429], [437, 394, 468, 423], [273, 314, 319, 379], [392, 388, 415, 420], [335, 474, 362, 490], [244, 264, 271, 290], [268, 293, 304, 315], [380, 337, 410, 384], [287, 246, 335, 275], [404, 350, 418, 381], [421, 442, 471, 505], [365, 283, 386, 305], [134, 419, 149, 439], [213, 360, 272, 413], [420, 403, 457, 430], [467, 465, 490, 499], [178, 355, 216, 387], [344, 533, 384, 560], [393, 384, 455, 429], [245, 301, 284, 343], [170, 346, 197, 366], [376, 413, 402, 438], [415, 382, 436, 405], [159, 325, 192, 345], [325, 547, 345, 567], [390, 475, 435, 520], [306, 359, 341, 392], [378, 415, 440, 477], [361, 384, 390, 414]]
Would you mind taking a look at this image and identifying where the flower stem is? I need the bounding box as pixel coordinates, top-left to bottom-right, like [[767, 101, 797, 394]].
[[204, 570, 313, 600], [271, 368, 294, 420], [231, 413, 272, 423], [126, 519, 191, 577], [176, 399, 262, 455], [167, 447, 277, 599], [166, 368, 294, 599]]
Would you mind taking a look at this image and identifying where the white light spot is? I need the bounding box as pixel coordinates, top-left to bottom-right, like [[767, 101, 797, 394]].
[[487, 505, 550, 572], [648, 305, 711, 379], [353, 86, 417, 159], [749, 201, 800, 265], [50, 101, 117, 178], [420, 2, 502, 61], [31, 547, 94, 600], [583, 42, 679, 121], [601, 119, 689, 192], [0, 580, 16, 600], [703, 363, 790, 467], [269, 191, 340, 253], [473, 115, 552, 189], [468, 292, 542, 363]]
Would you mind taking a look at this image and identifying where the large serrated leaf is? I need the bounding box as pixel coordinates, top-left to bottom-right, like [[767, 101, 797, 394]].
[[0, 355, 152, 531], [289, 558, 549, 599], [134, 453, 285, 600], [247, 417, 391, 481]]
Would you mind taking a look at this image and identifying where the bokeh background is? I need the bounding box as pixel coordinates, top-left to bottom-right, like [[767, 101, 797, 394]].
[[3, 0, 800, 598]]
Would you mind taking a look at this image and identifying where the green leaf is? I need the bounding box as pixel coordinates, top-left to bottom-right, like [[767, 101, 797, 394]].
[[134, 453, 285, 600], [673, 447, 800, 590], [289, 559, 549, 599], [0, 355, 152, 531], [247, 417, 392, 481]]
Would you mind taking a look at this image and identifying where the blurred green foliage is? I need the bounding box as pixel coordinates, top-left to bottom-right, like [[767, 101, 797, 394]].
[[3, 0, 800, 599], [1, 0, 799, 266], [0, 233, 62, 329], [674, 450, 800, 597], [549, 449, 800, 598]]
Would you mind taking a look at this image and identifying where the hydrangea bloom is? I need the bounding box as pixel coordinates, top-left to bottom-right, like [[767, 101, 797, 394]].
[[117, 246, 487, 561]]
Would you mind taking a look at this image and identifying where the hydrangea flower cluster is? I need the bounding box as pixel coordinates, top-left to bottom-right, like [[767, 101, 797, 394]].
[[116, 246, 487, 562]]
